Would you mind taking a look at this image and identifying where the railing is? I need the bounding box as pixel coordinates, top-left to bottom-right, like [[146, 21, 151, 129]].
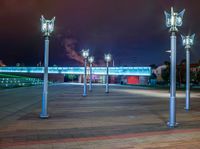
[[0, 67, 151, 76]]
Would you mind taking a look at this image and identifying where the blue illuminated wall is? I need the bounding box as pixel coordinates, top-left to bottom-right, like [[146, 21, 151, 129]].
[[0, 67, 151, 76]]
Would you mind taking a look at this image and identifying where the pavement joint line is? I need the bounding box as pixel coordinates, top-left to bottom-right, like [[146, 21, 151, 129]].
[[1, 128, 200, 148]]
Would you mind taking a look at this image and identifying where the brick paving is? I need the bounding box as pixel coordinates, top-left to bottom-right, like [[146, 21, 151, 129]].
[[0, 84, 200, 148]]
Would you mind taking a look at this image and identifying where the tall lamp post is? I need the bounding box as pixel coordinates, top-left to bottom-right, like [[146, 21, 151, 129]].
[[88, 56, 94, 92], [164, 7, 185, 127], [181, 34, 195, 111], [81, 49, 89, 96], [104, 53, 112, 93], [40, 15, 55, 118]]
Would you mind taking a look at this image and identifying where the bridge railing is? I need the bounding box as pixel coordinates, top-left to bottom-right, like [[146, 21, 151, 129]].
[[0, 67, 151, 76]]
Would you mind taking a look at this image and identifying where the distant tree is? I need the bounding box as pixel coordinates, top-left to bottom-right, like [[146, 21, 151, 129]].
[[65, 74, 78, 82], [149, 64, 157, 69], [176, 59, 186, 88], [196, 71, 200, 84], [198, 59, 200, 65], [191, 71, 196, 84], [149, 72, 157, 86], [164, 61, 170, 66], [180, 59, 186, 65], [149, 64, 157, 82], [162, 61, 170, 83], [194, 60, 200, 84], [191, 69, 200, 85], [149, 72, 157, 80]]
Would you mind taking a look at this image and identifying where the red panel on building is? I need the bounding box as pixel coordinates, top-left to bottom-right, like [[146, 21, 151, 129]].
[[127, 76, 139, 84]]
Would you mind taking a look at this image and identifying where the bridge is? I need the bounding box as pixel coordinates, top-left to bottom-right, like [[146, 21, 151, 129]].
[[0, 67, 151, 76]]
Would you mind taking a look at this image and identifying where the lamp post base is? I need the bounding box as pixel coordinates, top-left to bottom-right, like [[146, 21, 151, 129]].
[[167, 122, 178, 128], [40, 113, 49, 119], [184, 107, 190, 112], [82, 94, 87, 97]]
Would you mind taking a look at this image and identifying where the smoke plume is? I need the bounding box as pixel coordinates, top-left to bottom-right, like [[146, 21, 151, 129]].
[[62, 36, 84, 65], [0, 60, 6, 66], [61, 32, 101, 66]]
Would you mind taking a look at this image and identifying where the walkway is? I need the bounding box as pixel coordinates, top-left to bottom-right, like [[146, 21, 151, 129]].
[[0, 84, 200, 148]]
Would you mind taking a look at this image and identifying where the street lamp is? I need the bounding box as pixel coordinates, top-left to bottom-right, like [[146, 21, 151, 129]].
[[181, 34, 195, 111], [40, 15, 55, 118], [81, 49, 89, 96], [164, 7, 185, 127], [88, 56, 94, 92], [104, 53, 112, 93]]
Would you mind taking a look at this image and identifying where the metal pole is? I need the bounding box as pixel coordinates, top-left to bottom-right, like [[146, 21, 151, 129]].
[[83, 58, 87, 96], [40, 36, 49, 118], [106, 62, 109, 93], [168, 32, 177, 127], [185, 48, 190, 111], [89, 63, 92, 91]]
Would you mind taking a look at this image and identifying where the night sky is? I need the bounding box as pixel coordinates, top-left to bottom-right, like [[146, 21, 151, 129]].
[[0, 0, 200, 67]]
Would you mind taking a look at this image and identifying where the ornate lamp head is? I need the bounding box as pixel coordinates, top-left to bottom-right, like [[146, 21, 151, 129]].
[[164, 7, 185, 32], [88, 56, 94, 64], [181, 34, 195, 49], [81, 49, 90, 59], [104, 53, 112, 63], [40, 15, 55, 36]]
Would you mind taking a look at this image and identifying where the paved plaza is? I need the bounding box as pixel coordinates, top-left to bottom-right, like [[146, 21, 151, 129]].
[[0, 84, 200, 148]]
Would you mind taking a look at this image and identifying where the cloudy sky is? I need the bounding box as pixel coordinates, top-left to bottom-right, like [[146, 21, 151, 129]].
[[0, 0, 200, 66]]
